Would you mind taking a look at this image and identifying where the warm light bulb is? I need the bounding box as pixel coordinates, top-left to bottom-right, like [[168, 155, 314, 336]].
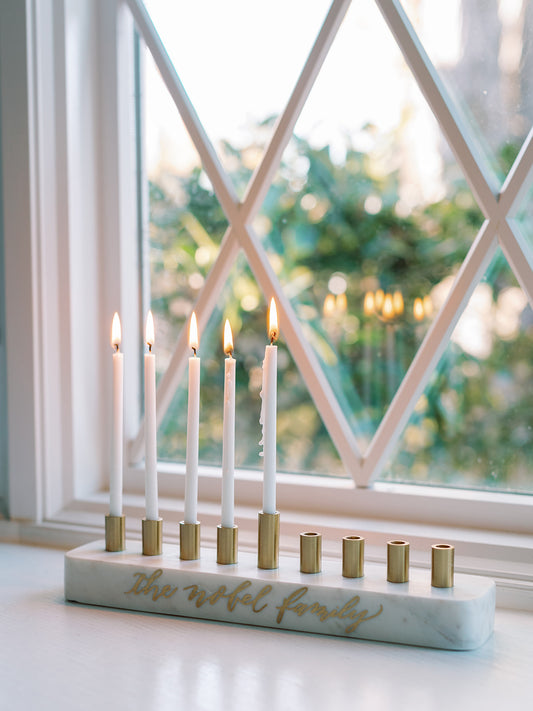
[[413, 297, 425, 322], [189, 311, 199, 352], [145, 310, 155, 348], [268, 298, 279, 343], [423, 295, 434, 318], [323, 293, 336, 317], [375, 289, 385, 311], [382, 293, 394, 320], [111, 312, 121, 350], [393, 291, 404, 316], [363, 291, 375, 316], [223, 319, 233, 356]]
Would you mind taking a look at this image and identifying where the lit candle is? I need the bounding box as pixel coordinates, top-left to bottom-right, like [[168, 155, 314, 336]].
[[221, 319, 235, 528], [184, 312, 200, 524], [260, 298, 278, 514], [144, 310, 158, 521], [110, 313, 123, 517]]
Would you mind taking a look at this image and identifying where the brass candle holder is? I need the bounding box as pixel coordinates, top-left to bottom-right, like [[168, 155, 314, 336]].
[[432, 543, 454, 588], [217, 524, 238, 565], [387, 540, 409, 583], [180, 521, 201, 560], [342, 535, 364, 578], [142, 518, 162, 556], [300, 532, 322, 574], [105, 514, 125, 552], [257, 511, 280, 569]]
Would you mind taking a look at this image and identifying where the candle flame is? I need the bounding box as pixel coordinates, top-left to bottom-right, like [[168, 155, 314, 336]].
[[323, 293, 336, 317], [393, 290, 404, 316], [223, 319, 233, 355], [268, 298, 279, 343], [375, 288, 385, 311], [363, 291, 375, 316], [189, 311, 199, 352], [111, 312, 121, 350], [413, 297, 425, 322], [145, 310, 155, 348], [382, 293, 394, 320]]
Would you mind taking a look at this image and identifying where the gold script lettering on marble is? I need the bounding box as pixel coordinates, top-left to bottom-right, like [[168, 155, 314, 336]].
[[183, 580, 272, 613], [124, 569, 178, 601], [123, 572, 383, 635], [275, 586, 383, 634]]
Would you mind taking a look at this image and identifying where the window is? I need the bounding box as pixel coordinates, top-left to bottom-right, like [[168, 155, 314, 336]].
[[1, 0, 532, 603], [134, 0, 533, 494]]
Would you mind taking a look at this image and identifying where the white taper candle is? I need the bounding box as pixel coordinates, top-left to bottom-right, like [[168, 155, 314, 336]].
[[221, 320, 236, 528], [184, 312, 200, 524], [110, 313, 123, 517], [144, 310, 158, 521], [260, 298, 278, 514]]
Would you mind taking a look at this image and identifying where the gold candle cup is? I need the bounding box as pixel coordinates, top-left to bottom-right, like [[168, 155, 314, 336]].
[[180, 521, 201, 560], [387, 540, 409, 583], [142, 518, 162, 556], [300, 532, 322, 574], [105, 514, 125, 552], [342, 535, 364, 578], [217, 524, 238, 565], [257, 511, 280, 570], [431, 543, 455, 588]]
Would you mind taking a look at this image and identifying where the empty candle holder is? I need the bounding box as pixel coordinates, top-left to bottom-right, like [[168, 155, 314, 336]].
[[432, 543, 454, 588], [180, 521, 201, 560], [217, 524, 238, 565], [300, 532, 322, 573], [387, 540, 409, 583], [142, 518, 162, 556], [342, 535, 364, 578]]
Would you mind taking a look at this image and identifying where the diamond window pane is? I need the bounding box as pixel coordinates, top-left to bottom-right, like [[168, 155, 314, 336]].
[[143, 0, 331, 195], [256, 0, 484, 448], [381, 249, 533, 491]]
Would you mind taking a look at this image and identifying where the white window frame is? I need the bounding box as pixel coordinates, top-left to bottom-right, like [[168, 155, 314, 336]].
[[1, 0, 532, 610]]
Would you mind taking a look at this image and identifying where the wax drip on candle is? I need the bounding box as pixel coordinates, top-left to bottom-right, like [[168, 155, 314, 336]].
[[259, 299, 279, 457]]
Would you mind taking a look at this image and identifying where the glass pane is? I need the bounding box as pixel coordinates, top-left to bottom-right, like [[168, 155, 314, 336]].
[[146, 48, 228, 372], [381, 248, 533, 492], [256, 0, 483, 449], [143, 0, 331, 195], [401, 0, 533, 181], [157, 256, 345, 477]]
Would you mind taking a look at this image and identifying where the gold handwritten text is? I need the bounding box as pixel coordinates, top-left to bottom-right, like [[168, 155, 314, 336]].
[[276, 587, 383, 634], [125, 569, 179, 602], [183, 580, 272, 614]]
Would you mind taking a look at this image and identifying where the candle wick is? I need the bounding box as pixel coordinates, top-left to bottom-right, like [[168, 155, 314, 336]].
[[148, 343, 152, 353], [192, 347, 197, 356], [226, 349, 233, 358], [114, 344, 119, 353]]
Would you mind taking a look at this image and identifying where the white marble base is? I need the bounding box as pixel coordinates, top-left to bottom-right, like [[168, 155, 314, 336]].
[[64, 541, 495, 650]]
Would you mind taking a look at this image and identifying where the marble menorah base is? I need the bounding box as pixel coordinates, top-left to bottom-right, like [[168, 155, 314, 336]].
[[64, 540, 495, 651]]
